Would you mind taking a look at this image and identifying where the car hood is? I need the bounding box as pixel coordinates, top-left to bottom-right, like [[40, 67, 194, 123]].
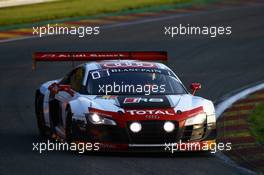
[[71, 93, 214, 120], [87, 94, 203, 112]]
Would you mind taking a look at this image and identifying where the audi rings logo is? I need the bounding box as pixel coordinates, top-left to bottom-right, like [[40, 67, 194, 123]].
[[145, 115, 160, 119]]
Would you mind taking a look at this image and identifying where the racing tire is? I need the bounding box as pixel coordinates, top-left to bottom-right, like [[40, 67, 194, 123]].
[[35, 90, 46, 137], [65, 106, 73, 143]]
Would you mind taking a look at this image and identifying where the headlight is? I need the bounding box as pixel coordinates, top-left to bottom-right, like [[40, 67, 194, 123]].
[[185, 113, 206, 126], [90, 113, 101, 123], [87, 113, 117, 125], [130, 122, 142, 133], [163, 121, 175, 132]]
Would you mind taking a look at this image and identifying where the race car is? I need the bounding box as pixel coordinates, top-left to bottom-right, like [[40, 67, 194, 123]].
[[34, 51, 216, 151]]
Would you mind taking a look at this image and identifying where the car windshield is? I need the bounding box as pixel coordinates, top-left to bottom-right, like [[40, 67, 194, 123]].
[[86, 69, 187, 95]]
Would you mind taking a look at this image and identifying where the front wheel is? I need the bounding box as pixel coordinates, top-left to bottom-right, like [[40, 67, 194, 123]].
[[65, 106, 73, 143], [35, 90, 46, 137]]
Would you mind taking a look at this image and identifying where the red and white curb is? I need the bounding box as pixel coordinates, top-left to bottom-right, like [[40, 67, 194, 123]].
[[215, 81, 264, 175]]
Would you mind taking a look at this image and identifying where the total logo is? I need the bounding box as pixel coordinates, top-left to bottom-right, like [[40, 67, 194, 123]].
[[126, 109, 175, 115]]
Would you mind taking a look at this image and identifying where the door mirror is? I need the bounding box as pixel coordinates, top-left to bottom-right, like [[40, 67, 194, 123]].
[[48, 83, 74, 97], [59, 84, 74, 97], [48, 82, 60, 95], [190, 83, 201, 95]]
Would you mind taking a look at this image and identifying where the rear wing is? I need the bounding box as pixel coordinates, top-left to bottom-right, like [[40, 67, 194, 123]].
[[32, 51, 167, 70]]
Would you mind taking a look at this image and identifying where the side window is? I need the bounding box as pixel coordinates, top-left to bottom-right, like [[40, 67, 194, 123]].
[[69, 67, 85, 92], [60, 72, 71, 85], [60, 67, 85, 92]]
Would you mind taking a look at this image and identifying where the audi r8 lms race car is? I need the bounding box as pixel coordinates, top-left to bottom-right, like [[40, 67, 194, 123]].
[[34, 51, 216, 152]]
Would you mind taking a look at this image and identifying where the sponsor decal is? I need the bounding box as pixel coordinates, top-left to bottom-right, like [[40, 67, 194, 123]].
[[145, 115, 160, 119], [118, 95, 172, 108], [109, 68, 162, 73], [126, 109, 175, 115], [90, 53, 124, 58], [124, 97, 164, 103]]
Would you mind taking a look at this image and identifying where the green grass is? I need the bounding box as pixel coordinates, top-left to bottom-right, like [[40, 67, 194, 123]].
[[0, 0, 216, 27], [248, 103, 264, 144]]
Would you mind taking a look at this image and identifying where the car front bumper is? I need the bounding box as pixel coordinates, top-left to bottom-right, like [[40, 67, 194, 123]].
[[71, 119, 217, 152]]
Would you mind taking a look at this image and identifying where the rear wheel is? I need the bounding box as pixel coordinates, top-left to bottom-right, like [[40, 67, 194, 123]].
[[35, 90, 46, 137]]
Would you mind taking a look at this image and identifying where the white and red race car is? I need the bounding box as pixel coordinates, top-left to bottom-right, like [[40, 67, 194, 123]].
[[34, 52, 216, 151]]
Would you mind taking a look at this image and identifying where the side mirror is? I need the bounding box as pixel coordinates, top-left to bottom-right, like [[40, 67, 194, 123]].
[[48, 82, 60, 95], [48, 83, 74, 97], [190, 83, 201, 95]]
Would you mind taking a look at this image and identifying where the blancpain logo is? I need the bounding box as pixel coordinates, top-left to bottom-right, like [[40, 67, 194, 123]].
[[126, 110, 174, 115]]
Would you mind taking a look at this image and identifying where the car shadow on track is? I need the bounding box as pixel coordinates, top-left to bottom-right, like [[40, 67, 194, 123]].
[[81, 151, 214, 158]]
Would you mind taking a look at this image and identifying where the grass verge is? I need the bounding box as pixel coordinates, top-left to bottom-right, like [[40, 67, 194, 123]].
[[0, 0, 217, 27], [248, 103, 264, 144]]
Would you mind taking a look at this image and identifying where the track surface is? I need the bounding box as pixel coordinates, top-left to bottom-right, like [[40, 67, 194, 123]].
[[1, 4, 264, 175]]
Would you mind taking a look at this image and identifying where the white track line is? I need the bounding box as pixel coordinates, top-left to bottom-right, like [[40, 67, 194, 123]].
[[215, 82, 264, 118], [0, 0, 56, 8]]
